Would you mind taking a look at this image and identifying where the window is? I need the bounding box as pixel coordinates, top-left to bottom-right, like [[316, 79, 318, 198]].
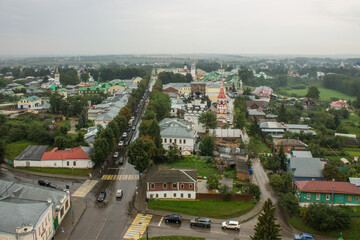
[[151, 184, 155, 189], [73, 161, 76, 166], [183, 139, 186, 144], [179, 139, 182, 144], [189, 184, 193, 189], [173, 193, 176, 197], [163, 184, 167, 189], [326, 194, 330, 201], [170, 139, 172, 143], [67, 161, 69, 166], [316, 194, 320, 200], [180, 184, 184, 189], [181, 193, 184, 198], [356, 196, 359, 202], [188, 194, 191, 198], [164, 193, 167, 198], [348, 196, 352, 202], [164, 138, 167, 143], [306, 193, 311, 200], [156, 194, 159, 198], [54, 163, 56, 166], [172, 183, 177, 189], [174, 139, 177, 144]]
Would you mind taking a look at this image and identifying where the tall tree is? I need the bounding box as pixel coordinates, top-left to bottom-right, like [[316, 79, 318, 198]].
[[251, 198, 282, 240], [277, 103, 287, 123], [198, 112, 217, 133], [199, 135, 215, 156], [306, 86, 320, 100], [233, 108, 246, 129], [322, 161, 346, 181], [249, 118, 261, 138], [128, 137, 156, 172]]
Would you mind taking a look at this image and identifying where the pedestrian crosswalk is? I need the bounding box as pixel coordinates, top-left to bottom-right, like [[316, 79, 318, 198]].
[[123, 214, 152, 239], [101, 174, 139, 181], [71, 180, 98, 198]]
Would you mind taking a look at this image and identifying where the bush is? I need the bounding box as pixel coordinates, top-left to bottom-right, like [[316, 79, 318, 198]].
[[243, 184, 260, 199], [279, 193, 299, 215], [305, 203, 350, 232]]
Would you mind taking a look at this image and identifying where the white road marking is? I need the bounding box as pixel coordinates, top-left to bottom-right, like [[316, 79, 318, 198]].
[[158, 217, 163, 226], [71, 180, 98, 198]]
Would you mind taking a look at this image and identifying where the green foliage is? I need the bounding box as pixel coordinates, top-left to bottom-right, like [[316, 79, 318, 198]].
[[238, 66, 254, 85], [322, 161, 347, 181], [0, 140, 5, 161], [54, 135, 73, 150], [279, 192, 299, 215], [128, 137, 157, 172], [157, 72, 190, 84], [167, 144, 181, 163], [269, 173, 293, 194], [305, 203, 351, 232], [198, 112, 217, 131], [199, 135, 215, 156], [148, 92, 171, 121], [59, 67, 80, 86], [207, 175, 219, 190], [323, 73, 360, 96], [219, 185, 232, 201], [97, 66, 149, 82], [139, 119, 162, 148], [251, 198, 282, 240], [233, 108, 246, 129], [249, 118, 261, 138], [91, 137, 109, 165], [306, 85, 320, 99], [242, 184, 261, 199], [196, 61, 221, 72]]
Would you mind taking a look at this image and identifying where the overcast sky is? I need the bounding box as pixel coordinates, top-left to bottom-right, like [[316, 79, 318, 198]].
[[0, 0, 359, 56]]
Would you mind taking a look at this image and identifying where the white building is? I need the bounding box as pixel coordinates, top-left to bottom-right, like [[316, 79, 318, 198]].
[[159, 118, 196, 155], [14, 145, 94, 169]]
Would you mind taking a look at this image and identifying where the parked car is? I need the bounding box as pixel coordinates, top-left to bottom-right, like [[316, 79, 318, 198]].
[[116, 189, 123, 198], [294, 233, 315, 240], [98, 192, 106, 202], [122, 132, 128, 138], [118, 140, 124, 147], [126, 127, 131, 132], [190, 217, 211, 228], [49, 183, 62, 190], [116, 156, 124, 165], [132, 125, 136, 131], [113, 152, 119, 158], [221, 220, 240, 230], [165, 214, 182, 223], [38, 179, 50, 187]]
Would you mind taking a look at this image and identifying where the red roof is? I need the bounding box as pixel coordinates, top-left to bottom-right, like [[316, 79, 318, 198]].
[[41, 147, 90, 161], [218, 80, 226, 98], [295, 180, 360, 195]]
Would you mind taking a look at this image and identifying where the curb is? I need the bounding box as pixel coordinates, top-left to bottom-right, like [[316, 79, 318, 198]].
[[1, 163, 89, 181]]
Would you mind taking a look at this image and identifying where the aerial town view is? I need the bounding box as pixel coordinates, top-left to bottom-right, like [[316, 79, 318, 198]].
[[0, 1, 360, 240]]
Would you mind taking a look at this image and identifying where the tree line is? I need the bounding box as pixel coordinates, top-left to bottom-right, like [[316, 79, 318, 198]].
[[89, 66, 151, 82], [90, 77, 150, 165], [323, 73, 360, 96], [157, 72, 192, 85]]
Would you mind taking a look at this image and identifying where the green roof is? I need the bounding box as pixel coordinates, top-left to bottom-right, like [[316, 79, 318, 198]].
[[21, 96, 40, 101], [48, 86, 59, 91], [58, 88, 67, 92], [79, 82, 124, 91]]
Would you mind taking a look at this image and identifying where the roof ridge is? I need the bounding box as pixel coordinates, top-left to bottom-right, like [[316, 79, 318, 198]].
[[179, 169, 196, 182]]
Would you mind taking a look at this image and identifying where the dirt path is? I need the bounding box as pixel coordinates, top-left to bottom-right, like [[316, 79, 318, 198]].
[[68, 117, 77, 134]]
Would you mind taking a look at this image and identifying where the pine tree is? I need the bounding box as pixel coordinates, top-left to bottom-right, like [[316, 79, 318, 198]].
[[251, 198, 282, 240]]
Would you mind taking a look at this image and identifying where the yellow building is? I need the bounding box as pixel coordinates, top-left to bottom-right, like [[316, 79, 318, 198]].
[[206, 83, 226, 102], [17, 96, 41, 109]]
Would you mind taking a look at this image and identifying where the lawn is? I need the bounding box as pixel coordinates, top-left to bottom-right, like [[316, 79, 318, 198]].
[[288, 217, 360, 240], [341, 113, 360, 136], [140, 237, 204, 240], [16, 167, 90, 177], [343, 147, 360, 159], [166, 156, 218, 178], [5, 139, 40, 160], [148, 199, 255, 219], [57, 119, 71, 130], [279, 87, 355, 101]]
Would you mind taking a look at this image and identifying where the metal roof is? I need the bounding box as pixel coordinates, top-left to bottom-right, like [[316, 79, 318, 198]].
[[147, 169, 197, 183], [349, 177, 360, 187], [14, 145, 49, 161], [289, 157, 323, 178]]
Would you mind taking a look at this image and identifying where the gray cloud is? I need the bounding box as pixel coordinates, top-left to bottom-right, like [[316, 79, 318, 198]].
[[0, 0, 359, 55]]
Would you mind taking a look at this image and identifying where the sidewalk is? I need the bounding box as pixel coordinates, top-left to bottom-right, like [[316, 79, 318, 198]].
[[1, 163, 89, 181], [54, 197, 87, 240]]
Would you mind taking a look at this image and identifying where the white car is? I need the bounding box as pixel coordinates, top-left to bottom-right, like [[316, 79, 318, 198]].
[[122, 132, 128, 138], [116, 189, 123, 198], [113, 152, 119, 158], [118, 140, 124, 147], [222, 220, 240, 230]]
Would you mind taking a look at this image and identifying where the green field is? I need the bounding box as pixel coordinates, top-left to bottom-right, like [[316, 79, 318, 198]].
[[165, 156, 218, 178], [5, 140, 40, 160], [16, 167, 90, 176], [148, 199, 255, 219], [341, 113, 360, 136], [288, 217, 360, 240], [279, 87, 355, 101]]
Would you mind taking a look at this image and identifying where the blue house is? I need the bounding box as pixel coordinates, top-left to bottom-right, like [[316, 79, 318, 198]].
[[288, 157, 323, 181]]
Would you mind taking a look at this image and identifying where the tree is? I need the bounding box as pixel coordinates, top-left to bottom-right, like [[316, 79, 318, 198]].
[[269, 174, 284, 193], [167, 144, 181, 162], [78, 111, 87, 128], [233, 108, 246, 129], [306, 86, 320, 100], [0, 140, 5, 162], [80, 72, 89, 82], [49, 92, 64, 114], [278, 145, 287, 171], [91, 137, 109, 165], [148, 92, 171, 121], [219, 185, 232, 201], [249, 118, 261, 138], [279, 192, 299, 215], [207, 175, 219, 190], [305, 203, 350, 232], [251, 198, 281, 240], [199, 135, 215, 156], [54, 135, 72, 150], [198, 112, 217, 133], [142, 110, 157, 121], [277, 103, 287, 122], [238, 67, 254, 85], [139, 119, 162, 148], [128, 137, 156, 172], [322, 162, 346, 181]]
